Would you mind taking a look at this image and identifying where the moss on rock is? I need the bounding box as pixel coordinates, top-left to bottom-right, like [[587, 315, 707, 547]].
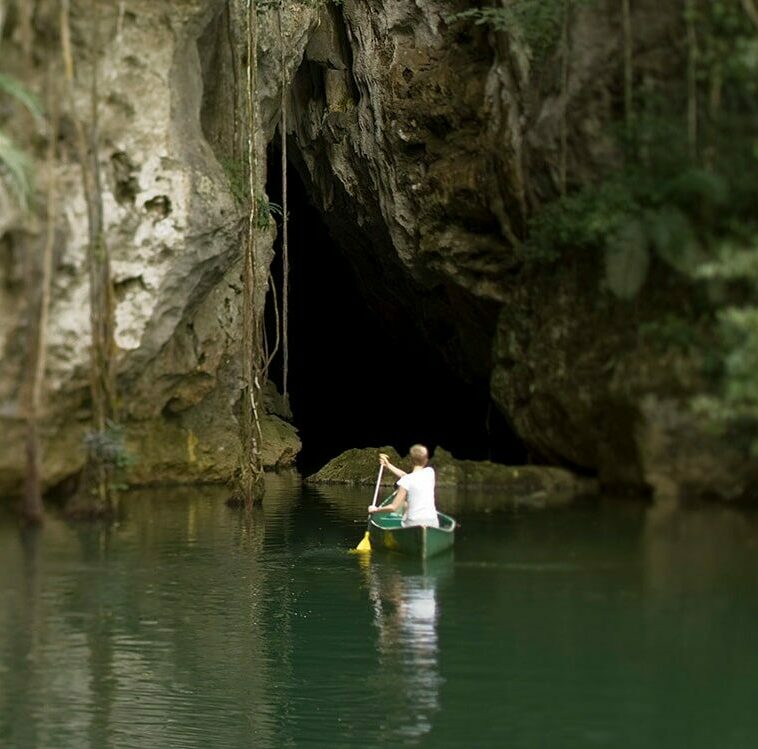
[[306, 445, 597, 506]]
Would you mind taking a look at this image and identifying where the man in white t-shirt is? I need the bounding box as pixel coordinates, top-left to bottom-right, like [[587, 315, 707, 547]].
[[368, 445, 440, 528]]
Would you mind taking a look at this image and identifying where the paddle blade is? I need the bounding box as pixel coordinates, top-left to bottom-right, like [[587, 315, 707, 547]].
[[354, 531, 371, 552]]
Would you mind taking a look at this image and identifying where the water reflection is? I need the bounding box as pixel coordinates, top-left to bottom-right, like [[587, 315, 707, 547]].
[[360, 555, 451, 743], [4, 483, 758, 748]]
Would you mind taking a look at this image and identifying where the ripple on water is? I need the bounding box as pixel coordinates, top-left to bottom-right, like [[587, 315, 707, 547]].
[[2, 481, 758, 748]]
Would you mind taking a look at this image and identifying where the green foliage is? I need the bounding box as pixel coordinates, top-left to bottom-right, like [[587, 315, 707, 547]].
[[0, 73, 43, 120], [456, 0, 758, 447], [604, 219, 648, 299], [694, 238, 758, 445], [0, 132, 34, 210], [448, 1, 597, 65], [526, 176, 638, 262], [84, 421, 135, 472], [640, 314, 704, 353], [256, 195, 282, 229], [0, 73, 42, 210], [449, 2, 564, 62], [220, 157, 247, 204], [254, 0, 343, 10], [526, 161, 739, 298]]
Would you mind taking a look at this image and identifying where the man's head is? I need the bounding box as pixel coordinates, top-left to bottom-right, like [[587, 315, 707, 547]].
[[409, 444, 429, 467]]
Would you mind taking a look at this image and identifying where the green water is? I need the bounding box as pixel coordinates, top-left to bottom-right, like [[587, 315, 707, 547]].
[[2, 474, 758, 748]]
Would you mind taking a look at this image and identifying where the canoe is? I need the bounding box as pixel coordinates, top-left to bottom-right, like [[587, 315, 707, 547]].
[[368, 495, 456, 559]]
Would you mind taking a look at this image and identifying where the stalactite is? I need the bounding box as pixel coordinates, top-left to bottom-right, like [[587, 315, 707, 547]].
[[22, 65, 59, 525]]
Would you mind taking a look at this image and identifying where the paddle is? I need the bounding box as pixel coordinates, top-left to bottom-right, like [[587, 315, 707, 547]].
[[354, 463, 384, 552]]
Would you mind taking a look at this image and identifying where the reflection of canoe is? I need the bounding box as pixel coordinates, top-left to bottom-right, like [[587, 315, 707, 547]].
[[368, 495, 456, 559]]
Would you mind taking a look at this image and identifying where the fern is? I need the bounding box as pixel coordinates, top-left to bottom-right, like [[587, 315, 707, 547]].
[[0, 74, 42, 210], [0, 73, 43, 120], [0, 132, 33, 209], [604, 219, 649, 299]]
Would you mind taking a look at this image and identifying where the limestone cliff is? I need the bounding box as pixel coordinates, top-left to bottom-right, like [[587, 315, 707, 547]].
[[0, 0, 313, 494], [0, 0, 754, 503]]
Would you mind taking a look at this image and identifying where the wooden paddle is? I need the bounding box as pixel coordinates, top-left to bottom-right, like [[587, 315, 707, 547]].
[[354, 463, 384, 552]]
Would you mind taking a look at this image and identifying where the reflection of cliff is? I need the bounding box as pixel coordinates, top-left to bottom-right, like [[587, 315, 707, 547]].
[[362, 557, 451, 742], [643, 500, 758, 596], [0, 479, 299, 747]]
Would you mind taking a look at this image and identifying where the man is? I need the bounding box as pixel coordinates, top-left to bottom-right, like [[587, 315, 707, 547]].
[[368, 445, 440, 528]]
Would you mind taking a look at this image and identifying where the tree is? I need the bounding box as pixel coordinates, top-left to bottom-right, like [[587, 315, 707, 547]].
[[61, 0, 119, 516], [233, 0, 266, 507], [22, 69, 58, 525]]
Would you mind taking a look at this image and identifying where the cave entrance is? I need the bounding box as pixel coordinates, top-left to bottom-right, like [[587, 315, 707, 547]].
[[265, 144, 526, 476]]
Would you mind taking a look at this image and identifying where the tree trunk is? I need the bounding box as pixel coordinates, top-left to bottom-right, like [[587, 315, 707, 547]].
[[61, 0, 118, 516], [685, 0, 698, 162], [559, 0, 571, 196], [232, 0, 265, 508], [741, 0, 758, 32], [18, 0, 34, 65], [279, 6, 290, 403], [622, 0, 634, 130], [22, 67, 59, 525]]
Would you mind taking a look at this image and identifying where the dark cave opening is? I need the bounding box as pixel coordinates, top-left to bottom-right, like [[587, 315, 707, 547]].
[[265, 143, 528, 476]]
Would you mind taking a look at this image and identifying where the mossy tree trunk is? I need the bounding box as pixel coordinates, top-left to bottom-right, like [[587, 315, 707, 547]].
[[234, 0, 265, 507]]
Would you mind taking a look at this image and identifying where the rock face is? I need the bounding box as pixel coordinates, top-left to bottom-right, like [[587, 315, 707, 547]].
[[0, 1, 312, 495], [286, 1, 756, 503], [306, 446, 597, 507], [0, 1, 753, 502]]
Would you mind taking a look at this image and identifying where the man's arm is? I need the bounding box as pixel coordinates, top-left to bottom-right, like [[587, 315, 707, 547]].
[[379, 453, 406, 478], [369, 487, 407, 515]]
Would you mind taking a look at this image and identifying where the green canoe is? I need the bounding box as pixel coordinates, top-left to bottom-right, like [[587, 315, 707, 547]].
[[368, 495, 456, 559]]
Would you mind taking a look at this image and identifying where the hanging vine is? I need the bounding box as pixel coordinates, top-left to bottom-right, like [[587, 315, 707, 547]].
[[263, 269, 281, 376], [233, 0, 265, 507], [278, 5, 290, 404], [61, 0, 119, 516], [225, 1, 241, 162]]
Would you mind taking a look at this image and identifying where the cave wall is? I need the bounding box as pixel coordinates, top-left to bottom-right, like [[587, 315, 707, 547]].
[[284, 0, 757, 502]]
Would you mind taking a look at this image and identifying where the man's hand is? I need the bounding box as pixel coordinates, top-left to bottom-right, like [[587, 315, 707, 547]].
[[378, 453, 390, 467], [368, 506, 379, 514]]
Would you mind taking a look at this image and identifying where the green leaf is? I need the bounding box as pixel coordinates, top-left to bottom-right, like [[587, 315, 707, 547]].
[[0, 132, 33, 209], [0, 73, 43, 120], [666, 168, 729, 210], [648, 206, 704, 276], [604, 219, 649, 299]]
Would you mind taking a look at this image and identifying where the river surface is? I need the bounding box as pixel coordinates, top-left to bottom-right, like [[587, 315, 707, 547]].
[[2, 473, 758, 748]]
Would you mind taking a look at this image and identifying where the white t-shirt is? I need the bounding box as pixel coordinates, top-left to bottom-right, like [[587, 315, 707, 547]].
[[397, 467, 439, 528]]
